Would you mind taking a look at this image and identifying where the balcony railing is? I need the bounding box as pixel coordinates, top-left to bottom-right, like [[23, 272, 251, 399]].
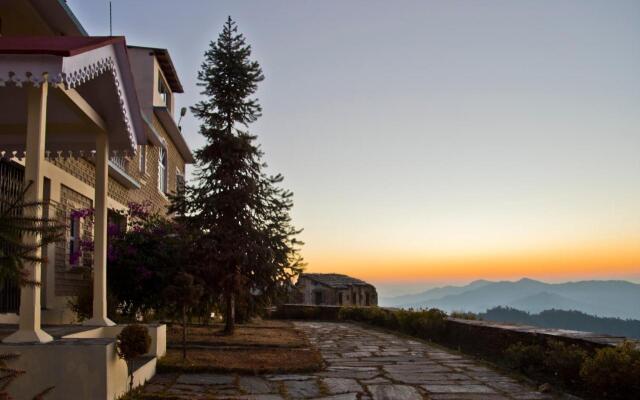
[[109, 155, 128, 171], [108, 155, 140, 189]]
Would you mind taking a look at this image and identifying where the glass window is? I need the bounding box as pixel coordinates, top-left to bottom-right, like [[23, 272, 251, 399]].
[[138, 145, 146, 173], [158, 77, 171, 109], [158, 147, 167, 193], [69, 215, 80, 265]]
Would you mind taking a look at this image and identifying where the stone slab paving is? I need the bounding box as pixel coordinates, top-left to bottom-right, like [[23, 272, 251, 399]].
[[143, 321, 576, 399]]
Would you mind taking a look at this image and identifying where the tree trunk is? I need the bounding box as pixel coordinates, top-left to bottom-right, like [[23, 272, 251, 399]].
[[224, 291, 235, 335], [182, 304, 187, 360]]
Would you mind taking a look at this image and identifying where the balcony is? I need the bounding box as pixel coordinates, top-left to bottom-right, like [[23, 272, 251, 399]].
[[108, 155, 140, 190]]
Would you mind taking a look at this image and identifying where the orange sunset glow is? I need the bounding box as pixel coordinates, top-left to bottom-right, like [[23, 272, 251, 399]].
[[303, 235, 640, 283]]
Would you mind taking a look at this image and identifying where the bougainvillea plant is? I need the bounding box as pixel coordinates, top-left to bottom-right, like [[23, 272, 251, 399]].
[[69, 201, 193, 321]]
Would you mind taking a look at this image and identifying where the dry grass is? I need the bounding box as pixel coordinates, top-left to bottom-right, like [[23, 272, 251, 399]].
[[159, 347, 323, 374], [166, 320, 306, 348], [160, 319, 324, 374]]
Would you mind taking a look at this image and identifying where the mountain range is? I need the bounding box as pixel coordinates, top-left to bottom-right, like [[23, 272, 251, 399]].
[[380, 278, 640, 320]]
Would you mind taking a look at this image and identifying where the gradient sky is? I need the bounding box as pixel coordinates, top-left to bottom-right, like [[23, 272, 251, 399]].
[[68, 1, 640, 296]]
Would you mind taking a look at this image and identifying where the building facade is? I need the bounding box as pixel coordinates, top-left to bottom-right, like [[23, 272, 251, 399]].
[[0, 0, 194, 325], [294, 273, 378, 306]]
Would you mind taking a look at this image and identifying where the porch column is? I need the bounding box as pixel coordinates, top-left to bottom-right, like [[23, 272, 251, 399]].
[[3, 83, 53, 343], [83, 131, 115, 326]]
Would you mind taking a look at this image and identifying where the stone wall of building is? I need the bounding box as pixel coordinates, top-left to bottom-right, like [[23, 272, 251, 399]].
[[295, 278, 378, 306], [49, 157, 129, 206], [126, 115, 187, 214]]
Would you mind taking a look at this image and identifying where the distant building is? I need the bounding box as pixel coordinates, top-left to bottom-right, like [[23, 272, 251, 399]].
[[294, 273, 378, 306]]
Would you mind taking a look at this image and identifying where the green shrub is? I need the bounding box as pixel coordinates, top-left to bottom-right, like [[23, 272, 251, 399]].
[[394, 308, 447, 340], [339, 307, 446, 341], [580, 341, 640, 399], [504, 342, 546, 375], [543, 340, 588, 385], [298, 306, 319, 320], [338, 306, 369, 322], [449, 311, 478, 320], [117, 324, 151, 361], [370, 307, 398, 329]]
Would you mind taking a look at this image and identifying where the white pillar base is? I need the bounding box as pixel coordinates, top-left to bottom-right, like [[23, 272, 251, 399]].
[[82, 316, 116, 327], [2, 328, 53, 344]]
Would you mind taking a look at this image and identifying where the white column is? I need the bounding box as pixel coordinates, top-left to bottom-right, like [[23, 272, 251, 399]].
[[84, 132, 115, 326], [3, 83, 53, 343], [43, 179, 60, 320]]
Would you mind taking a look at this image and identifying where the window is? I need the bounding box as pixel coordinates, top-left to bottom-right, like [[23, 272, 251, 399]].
[[69, 214, 80, 265], [176, 168, 185, 194], [158, 147, 168, 193], [138, 145, 146, 174], [108, 209, 127, 235], [158, 77, 171, 109], [314, 291, 323, 305]]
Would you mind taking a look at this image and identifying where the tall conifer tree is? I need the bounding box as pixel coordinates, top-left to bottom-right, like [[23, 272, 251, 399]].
[[181, 17, 303, 334]]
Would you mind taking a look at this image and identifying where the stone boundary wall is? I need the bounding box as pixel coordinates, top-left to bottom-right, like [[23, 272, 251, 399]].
[[272, 304, 343, 321], [273, 304, 631, 354]]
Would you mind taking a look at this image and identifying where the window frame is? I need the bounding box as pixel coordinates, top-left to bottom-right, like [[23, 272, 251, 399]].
[[158, 76, 171, 109], [68, 214, 80, 266], [138, 145, 147, 174], [158, 146, 168, 194]]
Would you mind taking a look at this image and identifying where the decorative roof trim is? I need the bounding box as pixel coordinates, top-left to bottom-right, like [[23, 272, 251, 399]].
[[0, 41, 142, 155]]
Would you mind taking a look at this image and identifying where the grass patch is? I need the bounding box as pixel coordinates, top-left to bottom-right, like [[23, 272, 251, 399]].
[[166, 320, 306, 348], [160, 319, 323, 374]]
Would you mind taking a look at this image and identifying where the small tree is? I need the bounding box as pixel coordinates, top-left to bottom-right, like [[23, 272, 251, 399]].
[[116, 324, 151, 391], [164, 272, 204, 360], [0, 181, 65, 286]]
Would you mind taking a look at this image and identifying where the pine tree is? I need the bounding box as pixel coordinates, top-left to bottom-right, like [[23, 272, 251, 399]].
[[180, 16, 303, 334]]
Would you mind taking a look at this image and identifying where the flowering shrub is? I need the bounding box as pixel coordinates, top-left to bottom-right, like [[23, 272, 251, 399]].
[[107, 203, 191, 319], [68, 202, 195, 321]]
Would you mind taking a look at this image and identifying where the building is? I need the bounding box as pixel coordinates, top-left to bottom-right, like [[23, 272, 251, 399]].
[[294, 273, 378, 306], [0, 0, 193, 326], [0, 1, 193, 398]]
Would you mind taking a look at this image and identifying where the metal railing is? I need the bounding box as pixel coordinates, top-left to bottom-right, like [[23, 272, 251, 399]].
[[109, 155, 129, 171]]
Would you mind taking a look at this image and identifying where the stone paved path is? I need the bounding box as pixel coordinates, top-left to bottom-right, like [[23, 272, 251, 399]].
[[144, 321, 569, 399]]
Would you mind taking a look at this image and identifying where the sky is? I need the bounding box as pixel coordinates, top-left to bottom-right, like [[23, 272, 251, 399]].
[[68, 0, 640, 297]]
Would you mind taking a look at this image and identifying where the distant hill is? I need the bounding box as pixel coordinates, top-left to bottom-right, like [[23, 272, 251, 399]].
[[480, 307, 640, 339], [382, 278, 640, 319], [380, 279, 491, 307], [508, 291, 588, 314]]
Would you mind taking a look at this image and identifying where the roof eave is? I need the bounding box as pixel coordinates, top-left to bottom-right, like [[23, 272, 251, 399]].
[[127, 45, 184, 93], [29, 0, 88, 36]]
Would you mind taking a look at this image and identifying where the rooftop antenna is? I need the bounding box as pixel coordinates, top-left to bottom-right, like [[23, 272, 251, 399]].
[[109, 1, 112, 36]]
